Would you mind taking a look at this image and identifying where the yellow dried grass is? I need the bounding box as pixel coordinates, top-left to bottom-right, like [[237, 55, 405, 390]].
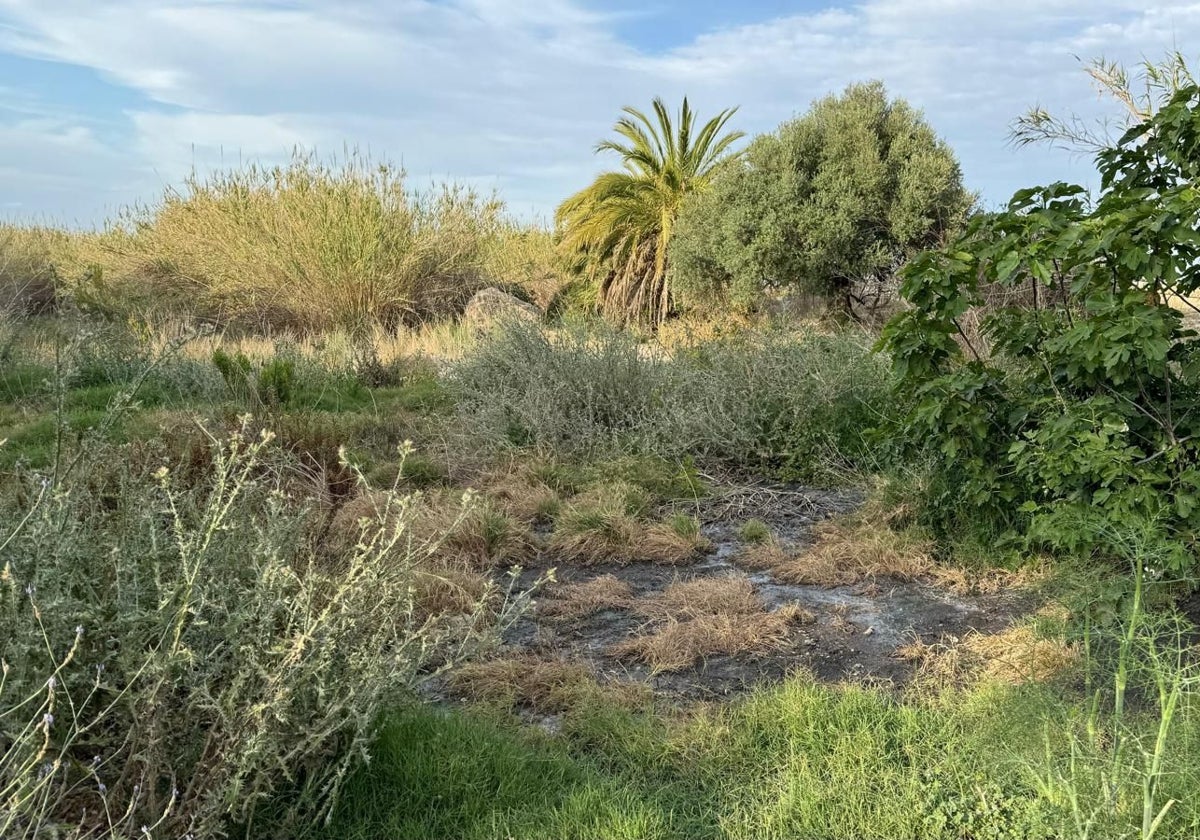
[[449, 655, 648, 713], [609, 604, 811, 674], [897, 615, 1079, 689], [538, 574, 634, 621]]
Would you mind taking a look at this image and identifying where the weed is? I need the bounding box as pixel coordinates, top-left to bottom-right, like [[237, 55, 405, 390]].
[[737, 518, 772, 544]]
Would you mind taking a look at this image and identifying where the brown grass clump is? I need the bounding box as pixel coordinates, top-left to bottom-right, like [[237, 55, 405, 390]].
[[609, 604, 811, 674], [477, 463, 561, 523], [320, 490, 493, 620], [538, 574, 634, 621], [769, 517, 934, 585], [548, 508, 640, 564], [633, 576, 762, 621], [639, 519, 709, 564], [735, 539, 790, 571], [412, 562, 492, 617], [926, 563, 1048, 597], [326, 487, 535, 568], [549, 505, 706, 566], [433, 499, 537, 568], [898, 618, 1079, 689], [448, 655, 648, 713]]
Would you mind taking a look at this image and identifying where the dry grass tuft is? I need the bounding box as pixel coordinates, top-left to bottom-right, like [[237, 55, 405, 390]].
[[549, 502, 707, 566], [448, 655, 648, 713], [328, 487, 535, 568], [735, 538, 792, 571], [609, 604, 811, 674], [639, 520, 709, 564], [411, 562, 492, 617], [734, 512, 1038, 597], [926, 563, 1048, 597], [769, 517, 934, 585], [538, 574, 634, 621], [633, 576, 762, 621], [434, 500, 537, 567], [323, 489, 494, 617], [477, 462, 562, 523], [898, 617, 1079, 689]]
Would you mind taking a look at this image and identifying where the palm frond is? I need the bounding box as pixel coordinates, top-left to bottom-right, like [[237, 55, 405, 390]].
[[558, 96, 744, 326]]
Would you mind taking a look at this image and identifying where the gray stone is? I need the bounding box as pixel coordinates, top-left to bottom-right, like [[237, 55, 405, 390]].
[[462, 287, 540, 335]]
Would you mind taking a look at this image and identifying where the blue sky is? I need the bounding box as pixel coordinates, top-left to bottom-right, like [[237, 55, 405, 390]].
[[1, 0, 1199, 226]]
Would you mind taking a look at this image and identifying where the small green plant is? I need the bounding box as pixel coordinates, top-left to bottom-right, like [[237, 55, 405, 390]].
[[399, 453, 449, 487], [667, 513, 701, 540], [257, 355, 296, 407], [738, 518, 771, 543], [212, 346, 253, 402], [212, 350, 299, 411]]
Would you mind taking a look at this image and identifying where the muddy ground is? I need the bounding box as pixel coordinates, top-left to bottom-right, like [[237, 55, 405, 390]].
[[444, 483, 1030, 706]]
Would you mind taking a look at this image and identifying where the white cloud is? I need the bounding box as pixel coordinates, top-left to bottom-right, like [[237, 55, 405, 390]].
[[1, 0, 1199, 224]]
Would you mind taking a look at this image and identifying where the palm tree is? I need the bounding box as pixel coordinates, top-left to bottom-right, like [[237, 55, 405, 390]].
[[556, 97, 744, 326]]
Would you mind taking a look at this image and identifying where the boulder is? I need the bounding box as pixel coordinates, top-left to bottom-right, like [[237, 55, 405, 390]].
[[462, 287, 540, 335]]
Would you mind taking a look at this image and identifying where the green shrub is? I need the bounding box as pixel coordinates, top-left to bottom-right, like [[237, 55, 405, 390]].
[[0, 425, 527, 839], [669, 329, 900, 481], [881, 84, 1200, 568], [670, 81, 973, 318], [452, 321, 898, 482], [451, 320, 672, 453]]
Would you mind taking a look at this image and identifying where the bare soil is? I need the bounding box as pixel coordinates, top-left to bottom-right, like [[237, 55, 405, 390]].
[[442, 483, 1031, 705]]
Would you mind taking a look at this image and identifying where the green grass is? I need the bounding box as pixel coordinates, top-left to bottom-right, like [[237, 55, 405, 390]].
[[324, 678, 1157, 840], [737, 518, 771, 543], [319, 707, 677, 840], [0, 362, 53, 401]]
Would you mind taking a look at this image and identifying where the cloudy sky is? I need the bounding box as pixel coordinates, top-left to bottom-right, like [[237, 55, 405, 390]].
[[1, 0, 1198, 227]]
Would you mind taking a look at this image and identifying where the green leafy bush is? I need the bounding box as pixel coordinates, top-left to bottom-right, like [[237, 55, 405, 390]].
[[670, 81, 973, 318], [881, 84, 1200, 569]]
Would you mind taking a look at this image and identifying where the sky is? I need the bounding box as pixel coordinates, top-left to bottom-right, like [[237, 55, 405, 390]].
[[1, 0, 1199, 227]]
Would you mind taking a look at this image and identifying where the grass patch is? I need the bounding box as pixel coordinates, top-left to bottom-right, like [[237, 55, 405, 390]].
[[538, 574, 635, 621], [327, 672, 1190, 839], [737, 518, 771, 544], [609, 576, 813, 674], [550, 507, 707, 566], [448, 656, 650, 714], [321, 707, 679, 840]]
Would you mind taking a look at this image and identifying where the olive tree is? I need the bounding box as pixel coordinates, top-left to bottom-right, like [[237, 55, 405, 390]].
[[670, 82, 973, 318]]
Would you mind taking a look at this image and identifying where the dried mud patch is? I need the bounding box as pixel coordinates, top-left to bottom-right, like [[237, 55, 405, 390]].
[[434, 481, 1038, 712]]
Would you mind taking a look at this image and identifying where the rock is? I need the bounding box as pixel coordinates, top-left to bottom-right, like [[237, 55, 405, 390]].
[[462, 287, 540, 335]]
